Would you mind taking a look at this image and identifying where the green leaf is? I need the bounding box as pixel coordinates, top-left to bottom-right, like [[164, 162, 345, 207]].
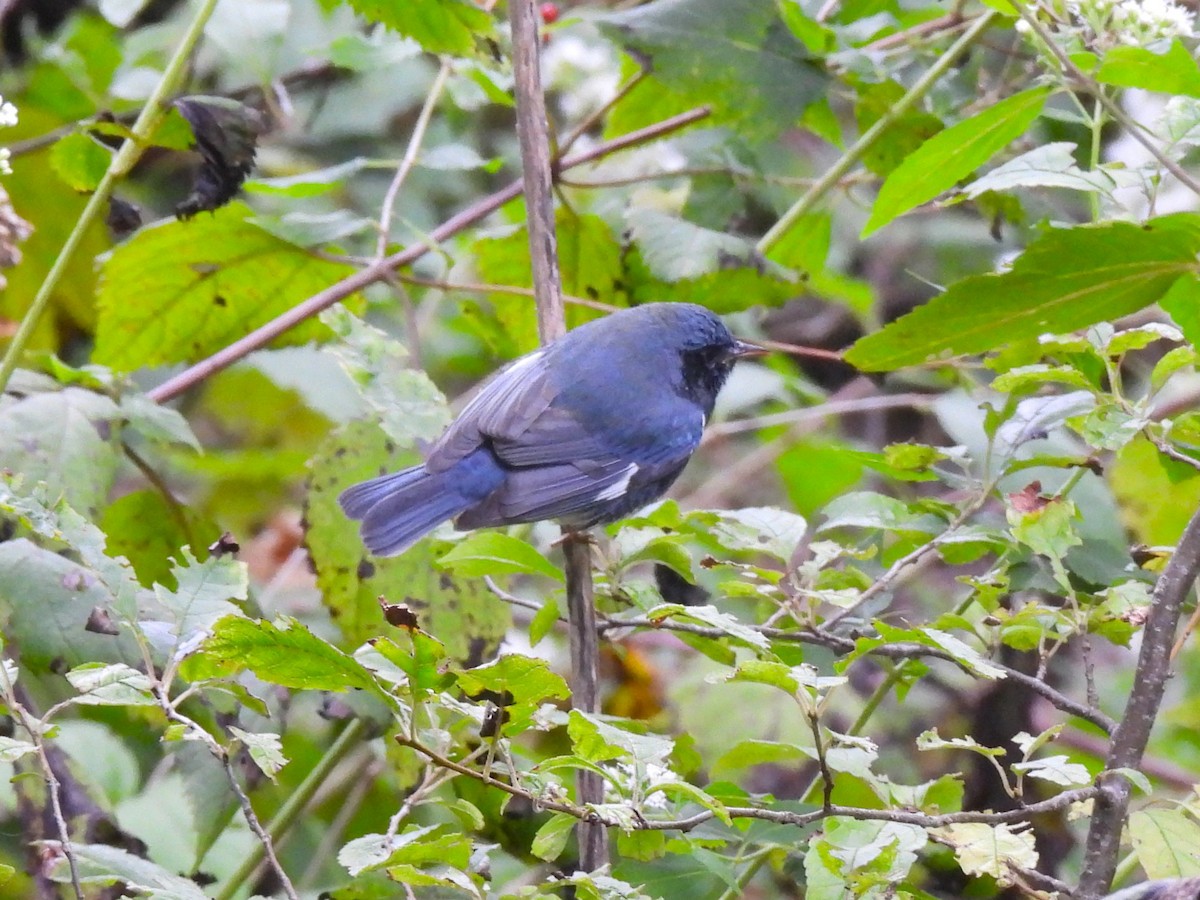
[[1097, 39, 1200, 98], [182, 615, 384, 695], [456, 654, 571, 734], [472, 212, 623, 355], [862, 87, 1050, 236], [94, 202, 356, 370], [529, 596, 562, 647], [49, 131, 111, 192], [155, 549, 248, 648], [46, 842, 210, 898], [646, 604, 770, 651], [929, 822, 1038, 886], [0, 387, 122, 517], [847, 216, 1200, 371], [229, 727, 288, 779], [439, 533, 564, 582], [100, 490, 193, 589], [338, 825, 472, 876], [64, 662, 155, 706], [599, 0, 826, 142], [305, 419, 510, 660], [321, 306, 450, 448], [344, 0, 493, 55], [712, 739, 814, 776], [963, 142, 1122, 198], [1129, 809, 1200, 878], [532, 813, 577, 861]]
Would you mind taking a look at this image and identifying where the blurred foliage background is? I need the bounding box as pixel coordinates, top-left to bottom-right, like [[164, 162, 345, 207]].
[[2, 0, 1200, 897]]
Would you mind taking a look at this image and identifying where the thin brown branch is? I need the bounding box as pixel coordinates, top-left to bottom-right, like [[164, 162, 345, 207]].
[[597, 613, 1114, 732], [397, 728, 1099, 835], [397, 274, 615, 313], [376, 59, 452, 260], [147, 105, 710, 404], [510, 0, 565, 344], [1077, 504, 1200, 898], [509, 0, 606, 869]]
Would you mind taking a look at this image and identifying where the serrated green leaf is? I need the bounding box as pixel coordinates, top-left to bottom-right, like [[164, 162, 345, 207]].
[[529, 596, 562, 648], [457, 654, 570, 734], [847, 216, 1200, 370], [94, 202, 356, 370], [155, 549, 248, 647], [472, 212, 622, 355], [182, 615, 384, 695], [863, 87, 1050, 236], [229, 727, 287, 779], [46, 842, 209, 898], [344, 0, 493, 55], [439, 533, 563, 581], [65, 662, 155, 706], [1097, 39, 1200, 98]]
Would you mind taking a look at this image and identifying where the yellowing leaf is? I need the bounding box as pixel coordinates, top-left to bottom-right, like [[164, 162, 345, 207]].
[[94, 203, 356, 371]]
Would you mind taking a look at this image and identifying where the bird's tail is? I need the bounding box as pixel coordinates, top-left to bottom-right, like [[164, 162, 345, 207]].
[[338, 465, 474, 557]]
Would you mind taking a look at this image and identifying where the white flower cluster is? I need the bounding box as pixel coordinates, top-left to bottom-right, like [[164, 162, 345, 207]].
[[1019, 0, 1195, 52], [0, 96, 16, 175]]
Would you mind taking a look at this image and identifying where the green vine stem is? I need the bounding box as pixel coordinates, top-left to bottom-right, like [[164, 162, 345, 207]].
[[755, 9, 998, 255], [0, 0, 222, 396]]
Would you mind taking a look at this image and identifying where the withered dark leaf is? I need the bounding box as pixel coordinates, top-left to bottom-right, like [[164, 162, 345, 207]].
[[208, 531, 240, 556], [85, 607, 119, 636], [106, 196, 142, 239], [173, 96, 264, 219], [378, 597, 419, 629]]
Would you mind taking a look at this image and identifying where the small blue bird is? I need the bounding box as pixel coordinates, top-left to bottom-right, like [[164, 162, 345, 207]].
[[340, 302, 764, 556]]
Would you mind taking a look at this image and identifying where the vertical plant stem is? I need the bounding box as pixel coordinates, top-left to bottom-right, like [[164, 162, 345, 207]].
[[507, 0, 607, 870], [0, 0, 221, 396], [1077, 504, 1200, 898], [376, 58, 453, 260], [754, 9, 997, 255]]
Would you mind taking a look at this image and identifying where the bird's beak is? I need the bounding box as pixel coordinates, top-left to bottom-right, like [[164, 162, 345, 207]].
[[729, 339, 768, 360]]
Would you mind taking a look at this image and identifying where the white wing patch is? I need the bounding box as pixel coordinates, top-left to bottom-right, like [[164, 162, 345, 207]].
[[596, 463, 638, 501]]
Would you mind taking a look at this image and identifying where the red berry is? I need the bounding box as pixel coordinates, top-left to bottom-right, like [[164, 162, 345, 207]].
[[540, 2, 559, 24]]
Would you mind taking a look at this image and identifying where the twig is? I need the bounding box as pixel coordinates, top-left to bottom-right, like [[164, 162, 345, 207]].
[[376, 59, 452, 260], [214, 718, 364, 900], [398, 728, 1099, 834], [755, 10, 998, 255], [508, 0, 607, 869], [146, 105, 711, 404], [399, 273, 617, 313], [596, 613, 1114, 732], [703, 392, 934, 439], [0, 672, 83, 898], [1077, 505, 1200, 898]]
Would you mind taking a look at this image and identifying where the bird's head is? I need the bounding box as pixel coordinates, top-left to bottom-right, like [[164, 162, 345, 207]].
[[663, 304, 767, 414]]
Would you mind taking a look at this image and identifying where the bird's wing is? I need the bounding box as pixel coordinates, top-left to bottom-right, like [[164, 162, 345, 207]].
[[461, 413, 703, 526], [426, 349, 558, 471]]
